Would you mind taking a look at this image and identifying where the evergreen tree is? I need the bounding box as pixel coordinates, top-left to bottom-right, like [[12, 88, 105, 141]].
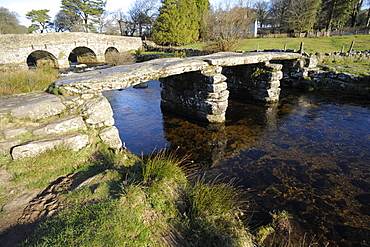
[[153, 0, 200, 45], [195, 0, 210, 39], [61, 0, 106, 32], [285, 0, 321, 33], [321, 0, 356, 31], [26, 9, 51, 33]]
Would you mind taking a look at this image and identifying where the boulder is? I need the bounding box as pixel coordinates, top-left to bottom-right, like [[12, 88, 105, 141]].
[[2, 128, 28, 139], [0, 169, 12, 185], [0, 139, 22, 155], [10, 93, 66, 119], [33, 115, 86, 136], [81, 96, 114, 128], [133, 82, 148, 89], [2, 190, 40, 212], [11, 133, 90, 160], [99, 126, 122, 149]]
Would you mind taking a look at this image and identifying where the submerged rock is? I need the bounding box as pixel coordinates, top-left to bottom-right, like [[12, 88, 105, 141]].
[[133, 82, 148, 89]]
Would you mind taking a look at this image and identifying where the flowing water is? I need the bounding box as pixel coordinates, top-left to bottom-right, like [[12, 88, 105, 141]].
[[103, 80, 370, 246]]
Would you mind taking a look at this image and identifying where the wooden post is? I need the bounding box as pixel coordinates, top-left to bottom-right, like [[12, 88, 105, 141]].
[[299, 42, 304, 55], [284, 44, 287, 51], [256, 44, 260, 52], [348, 41, 355, 53], [341, 46, 345, 53]]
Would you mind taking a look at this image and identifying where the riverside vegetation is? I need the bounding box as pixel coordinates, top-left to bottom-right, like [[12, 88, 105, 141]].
[[1, 142, 254, 246]]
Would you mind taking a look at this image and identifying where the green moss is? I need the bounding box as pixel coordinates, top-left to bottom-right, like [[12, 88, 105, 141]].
[[251, 67, 268, 78]]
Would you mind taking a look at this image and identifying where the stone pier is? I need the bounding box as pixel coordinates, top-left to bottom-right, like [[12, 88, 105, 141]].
[[160, 66, 229, 123], [223, 63, 283, 103]]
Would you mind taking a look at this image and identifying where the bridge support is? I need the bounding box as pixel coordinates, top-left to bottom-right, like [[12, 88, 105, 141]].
[[224, 63, 283, 103], [160, 67, 229, 123]]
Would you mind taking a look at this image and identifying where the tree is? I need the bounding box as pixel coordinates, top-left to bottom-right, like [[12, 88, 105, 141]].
[[206, 0, 255, 51], [94, 10, 111, 33], [285, 0, 321, 33], [268, 0, 290, 33], [254, 0, 269, 28], [61, 0, 106, 32], [321, 0, 356, 31], [195, 0, 210, 39], [367, 0, 370, 27], [112, 9, 126, 36], [26, 9, 51, 33], [153, 0, 200, 45], [128, 0, 159, 37], [349, 0, 364, 27], [0, 7, 27, 34], [53, 11, 80, 32]]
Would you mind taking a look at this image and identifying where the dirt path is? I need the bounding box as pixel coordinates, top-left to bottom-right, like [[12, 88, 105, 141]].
[[0, 172, 79, 247]]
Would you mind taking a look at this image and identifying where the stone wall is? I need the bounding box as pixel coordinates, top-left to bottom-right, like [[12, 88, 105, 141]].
[[275, 57, 370, 95], [0, 92, 122, 160]]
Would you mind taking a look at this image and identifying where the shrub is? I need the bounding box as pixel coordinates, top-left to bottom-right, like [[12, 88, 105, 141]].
[[174, 51, 187, 58], [0, 68, 59, 96], [105, 51, 136, 66]]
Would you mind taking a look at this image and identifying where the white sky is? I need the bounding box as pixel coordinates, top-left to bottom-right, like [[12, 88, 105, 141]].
[[0, 0, 133, 27], [0, 0, 223, 27]]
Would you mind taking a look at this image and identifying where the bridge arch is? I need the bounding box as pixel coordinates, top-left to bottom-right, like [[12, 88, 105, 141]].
[[104, 47, 120, 61], [27, 50, 59, 68], [69, 46, 97, 64]]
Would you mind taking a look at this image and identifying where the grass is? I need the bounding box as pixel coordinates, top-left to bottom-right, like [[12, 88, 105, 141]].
[[181, 34, 370, 54], [1, 146, 254, 246], [0, 67, 59, 96], [318, 55, 370, 76]]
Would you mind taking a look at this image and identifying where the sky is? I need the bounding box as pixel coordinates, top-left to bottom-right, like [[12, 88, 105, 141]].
[[0, 0, 133, 27], [0, 0, 222, 27]]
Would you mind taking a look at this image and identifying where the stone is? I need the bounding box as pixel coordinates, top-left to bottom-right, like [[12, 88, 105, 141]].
[[33, 115, 86, 136], [99, 126, 122, 149], [2, 190, 40, 212], [337, 72, 358, 82], [81, 96, 114, 128], [10, 93, 66, 119], [0, 139, 22, 155], [305, 57, 318, 68], [133, 82, 148, 89], [2, 128, 28, 139], [11, 133, 90, 160], [0, 169, 12, 185]]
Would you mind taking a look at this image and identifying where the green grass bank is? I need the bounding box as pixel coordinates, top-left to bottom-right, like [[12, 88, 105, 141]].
[[181, 34, 370, 54], [0, 142, 254, 246]]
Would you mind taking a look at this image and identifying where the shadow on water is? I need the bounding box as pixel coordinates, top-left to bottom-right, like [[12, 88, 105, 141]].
[[104, 80, 370, 246]]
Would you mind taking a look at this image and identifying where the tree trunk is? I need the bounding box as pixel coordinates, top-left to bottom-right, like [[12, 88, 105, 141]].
[[325, 0, 336, 32]]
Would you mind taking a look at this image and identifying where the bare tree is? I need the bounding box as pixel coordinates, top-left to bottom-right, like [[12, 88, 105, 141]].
[[128, 0, 159, 37], [112, 9, 126, 36], [268, 0, 290, 33], [94, 10, 111, 33], [254, 0, 269, 28], [207, 0, 256, 51]]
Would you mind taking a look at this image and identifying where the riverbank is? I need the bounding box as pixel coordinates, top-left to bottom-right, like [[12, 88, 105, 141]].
[[0, 141, 256, 246]]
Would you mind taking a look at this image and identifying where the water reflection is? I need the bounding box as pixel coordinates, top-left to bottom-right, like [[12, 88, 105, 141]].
[[104, 80, 370, 246]]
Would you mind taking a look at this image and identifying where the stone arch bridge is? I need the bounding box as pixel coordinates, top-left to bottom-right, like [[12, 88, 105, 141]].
[[0, 32, 142, 68], [53, 51, 317, 123]]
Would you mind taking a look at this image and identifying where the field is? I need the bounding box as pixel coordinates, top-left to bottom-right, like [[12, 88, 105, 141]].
[[181, 34, 370, 54]]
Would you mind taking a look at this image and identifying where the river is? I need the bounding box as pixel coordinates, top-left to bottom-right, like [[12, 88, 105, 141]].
[[103, 80, 370, 246]]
